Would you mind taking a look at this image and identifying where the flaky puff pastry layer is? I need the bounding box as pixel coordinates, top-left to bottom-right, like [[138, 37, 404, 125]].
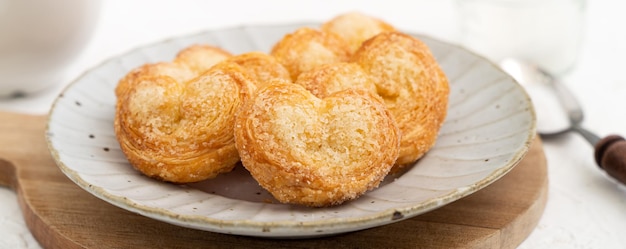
[[114, 45, 257, 183], [234, 81, 400, 207], [352, 32, 449, 168], [270, 27, 351, 81], [116, 45, 232, 98], [225, 51, 291, 86], [321, 12, 396, 54], [295, 62, 377, 98]]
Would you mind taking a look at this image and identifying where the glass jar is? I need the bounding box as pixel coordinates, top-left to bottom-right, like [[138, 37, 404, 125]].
[[456, 0, 586, 75]]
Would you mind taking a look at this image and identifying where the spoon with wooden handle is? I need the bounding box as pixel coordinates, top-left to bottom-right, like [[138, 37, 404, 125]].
[[500, 58, 626, 185]]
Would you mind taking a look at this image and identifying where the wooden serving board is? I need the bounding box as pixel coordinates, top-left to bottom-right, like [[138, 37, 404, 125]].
[[0, 111, 547, 249]]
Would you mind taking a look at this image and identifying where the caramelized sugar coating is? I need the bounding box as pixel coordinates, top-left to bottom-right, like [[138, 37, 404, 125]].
[[234, 81, 400, 207], [113, 13, 449, 206], [226, 51, 291, 86], [321, 12, 396, 54], [174, 44, 233, 74], [270, 27, 351, 81], [295, 62, 377, 98], [114, 45, 255, 183], [116, 44, 231, 98], [352, 32, 449, 168]]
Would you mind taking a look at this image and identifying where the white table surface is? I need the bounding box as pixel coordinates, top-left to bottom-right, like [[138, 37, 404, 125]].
[[1, 0, 625, 248]]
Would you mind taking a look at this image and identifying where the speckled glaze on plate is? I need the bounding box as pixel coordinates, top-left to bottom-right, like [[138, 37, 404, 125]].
[[46, 23, 535, 238]]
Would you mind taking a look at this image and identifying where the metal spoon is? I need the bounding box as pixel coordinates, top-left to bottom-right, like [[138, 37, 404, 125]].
[[500, 58, 626, 185]]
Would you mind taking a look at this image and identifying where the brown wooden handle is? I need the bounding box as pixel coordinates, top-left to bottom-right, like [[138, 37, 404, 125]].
[[594, 135, 626, 185]]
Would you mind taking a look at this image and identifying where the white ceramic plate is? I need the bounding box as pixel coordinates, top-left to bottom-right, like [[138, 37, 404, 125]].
[[46, 23, 535, 238]]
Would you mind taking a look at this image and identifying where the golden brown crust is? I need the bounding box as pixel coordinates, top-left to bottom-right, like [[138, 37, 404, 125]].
[[116, 44, 232, 98], [351, 32, 450, 168], [321, 12, 396, 54], [112, 14, 449, 206], [294, 62, 377, 98], [114, 45, 255, 183], [234, 81, 400, 207], [174, 44, 233, 74], [270, 27, 351, 81], [225, 51, 291, 86]]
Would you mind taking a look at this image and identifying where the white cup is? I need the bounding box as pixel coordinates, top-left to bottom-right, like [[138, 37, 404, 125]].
[[456, 0, 586, 75], [0, 0, 101, 97]]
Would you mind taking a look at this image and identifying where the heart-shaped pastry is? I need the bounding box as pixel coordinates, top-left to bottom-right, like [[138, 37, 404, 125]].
[[115, 50, 256, 183], [234, 81, 400, 207], [352, 31, 449, 168]]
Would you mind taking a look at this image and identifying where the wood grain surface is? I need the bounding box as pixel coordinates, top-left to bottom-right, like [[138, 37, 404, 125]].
[[0, 111, 547, 249]]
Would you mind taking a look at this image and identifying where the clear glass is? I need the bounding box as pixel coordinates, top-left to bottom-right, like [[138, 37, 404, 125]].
[[456, 0, 586, 75], [0, 0, 101, 97]]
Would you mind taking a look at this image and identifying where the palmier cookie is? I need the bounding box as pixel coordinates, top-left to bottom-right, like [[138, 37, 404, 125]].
[[115, 58, 255, 183], [270, 27, 351, 81], [321, 12, 396, 54], [234, 81, 400, 207], [352, 32, 449, 168]]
